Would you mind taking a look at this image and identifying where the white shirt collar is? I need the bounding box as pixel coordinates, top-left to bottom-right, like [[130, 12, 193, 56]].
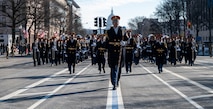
[[113, 26, 119, 34]]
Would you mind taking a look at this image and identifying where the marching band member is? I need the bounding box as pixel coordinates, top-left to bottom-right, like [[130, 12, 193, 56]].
[[66, 33, 79, 74], [106, 15, 128, 90], [95, 34, 107, 74], [154, 36, 167, 73], [125, 30, 135, 73]]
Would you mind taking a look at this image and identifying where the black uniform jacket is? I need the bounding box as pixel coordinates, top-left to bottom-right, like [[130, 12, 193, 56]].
[[154, 42, 167, 65], [95, 40, 107, 63], [125, 38, 135, 63], [66, 39, 78, 63], [106, 26, 127, 68]]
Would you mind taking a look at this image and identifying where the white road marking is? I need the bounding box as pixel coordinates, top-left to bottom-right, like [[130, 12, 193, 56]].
[[15, 92, 51, 97], [27, 64, 91, 109], [164, 68, 213, 93], [140, 64, 204, 109], [106, 80, 124, 109], [189, 94, 213, 100], [0, 69, 67, 102], [25, 69, 68, 89]]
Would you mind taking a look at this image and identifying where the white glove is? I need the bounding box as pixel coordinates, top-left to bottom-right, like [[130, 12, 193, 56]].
[[120, 41, 126, 46], [137, 44, 141, 48]]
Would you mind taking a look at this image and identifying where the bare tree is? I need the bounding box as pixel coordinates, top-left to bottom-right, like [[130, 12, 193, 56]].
[[128, 16, 146, 30], [26, 0, 46, 43], [155, 0, 185, 37], [1, 0, 27, 44], [74, 18, 86, 36]]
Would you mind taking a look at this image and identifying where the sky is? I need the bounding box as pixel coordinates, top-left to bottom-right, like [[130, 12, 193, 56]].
[[75, 0, 162, 29]]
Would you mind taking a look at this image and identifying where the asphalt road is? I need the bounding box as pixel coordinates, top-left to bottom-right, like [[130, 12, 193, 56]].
[[0, 56, 212, 109]]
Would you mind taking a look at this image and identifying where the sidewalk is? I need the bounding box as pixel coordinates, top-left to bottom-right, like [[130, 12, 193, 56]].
[[196, 55, 213, 60]]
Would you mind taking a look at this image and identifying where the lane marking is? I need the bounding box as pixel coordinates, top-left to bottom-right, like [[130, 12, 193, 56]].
[[15, 92, 51, 97], [27, 64, 91, 109], [189, 94, 213, 100], [164, 68, 213, 93], [106, 80, 124, 109], [25, 69, 68, 89], [140, 64, 204, 109], [0, 69, 67, 102]]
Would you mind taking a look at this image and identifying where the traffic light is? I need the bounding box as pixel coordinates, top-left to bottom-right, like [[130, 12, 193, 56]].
[[99, 17, 102, 27], [103, 17, 107, 26], [94, 17, 98, 27]]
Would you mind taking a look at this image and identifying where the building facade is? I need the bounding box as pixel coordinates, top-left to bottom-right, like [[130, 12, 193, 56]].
[[137, 18, 162, 37], [0, 0, 81, 50], [187, 0, 213, 43]]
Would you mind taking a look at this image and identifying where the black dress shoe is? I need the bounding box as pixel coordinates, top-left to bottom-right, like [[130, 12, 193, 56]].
[[113, 86, 116, 90]]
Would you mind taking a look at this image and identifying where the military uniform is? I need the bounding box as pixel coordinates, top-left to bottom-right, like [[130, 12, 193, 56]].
[[66, 38, 78, 74], [154, 42, 167, 73], [39, 38, 46, 65], [32, 41, 38, 66], [50, 38, 58, 66], [125, 34, 135, 73], [45, 39, 49, 64], [95, 36, 107, 73], [89, 36, 97, 65], [169, 41, 177, 65], [107, 15, 127, 90], [57, 40, 62, 65]]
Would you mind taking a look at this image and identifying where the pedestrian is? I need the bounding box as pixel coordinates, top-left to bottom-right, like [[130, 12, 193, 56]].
[[154, 37, 167, 73], [6, 44, 9, 59], [95, 34, 107, 74], [106, 15, 128, 90], [66, 33, 79, 74]]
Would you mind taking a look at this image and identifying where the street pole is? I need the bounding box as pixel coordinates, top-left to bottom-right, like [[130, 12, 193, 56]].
[[208, 0, 213, 57], [99, 17, 102, 34]]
